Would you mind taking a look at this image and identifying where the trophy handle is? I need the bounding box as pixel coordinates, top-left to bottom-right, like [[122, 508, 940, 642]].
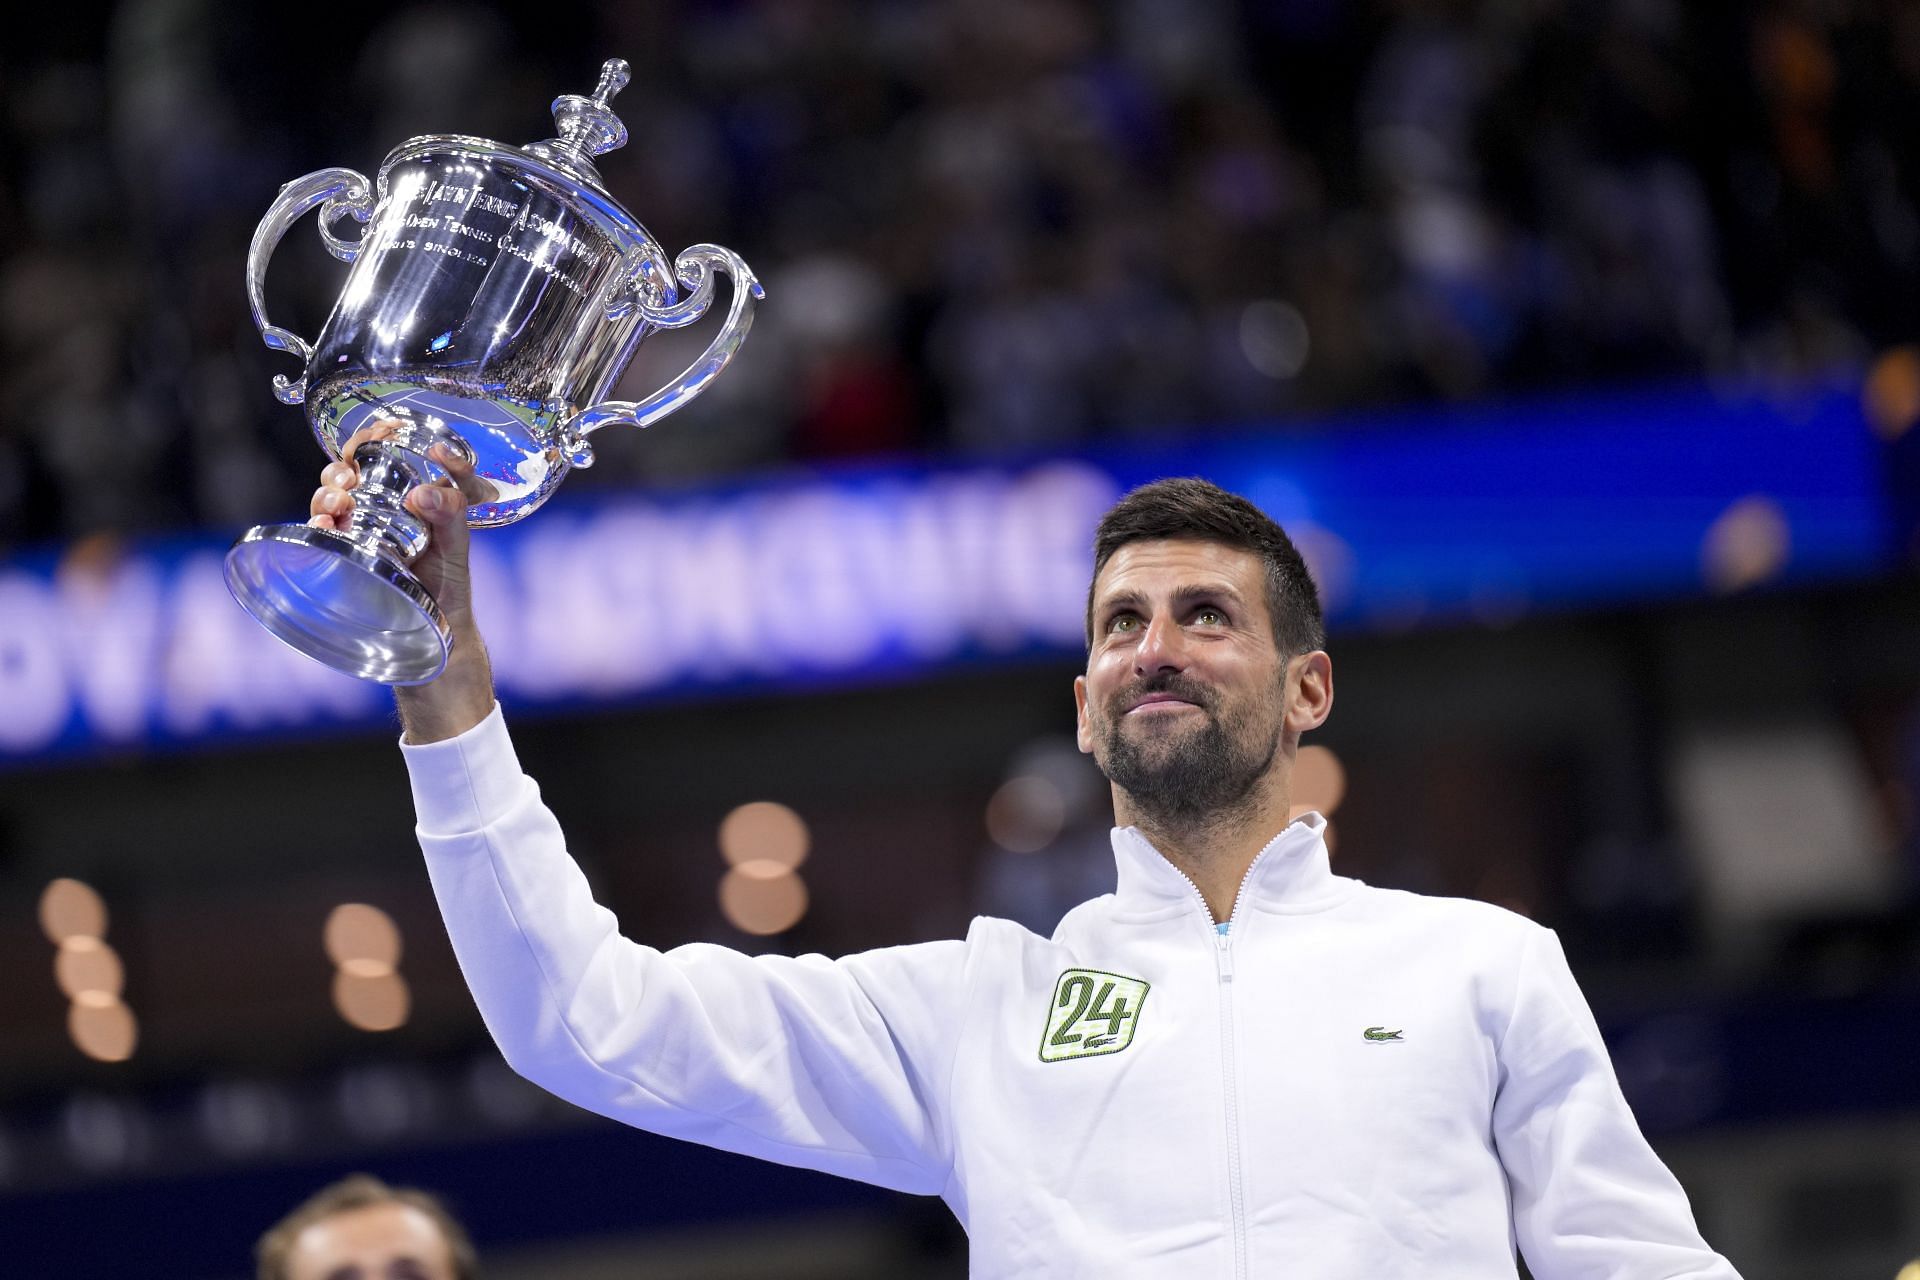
[[557, 244, 765, 467], [246, 167, 375, 406]]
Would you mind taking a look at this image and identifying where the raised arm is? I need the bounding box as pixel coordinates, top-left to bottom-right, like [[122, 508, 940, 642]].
[[317, 426, 971, 1191], [402, 714, 969, 1192]]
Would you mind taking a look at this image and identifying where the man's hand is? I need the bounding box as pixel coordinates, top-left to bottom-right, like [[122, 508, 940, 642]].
[[309, 419, 497, 743]]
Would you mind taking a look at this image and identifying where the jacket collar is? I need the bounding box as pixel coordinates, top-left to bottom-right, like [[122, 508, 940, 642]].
[[1109, 813, 1350, 917]]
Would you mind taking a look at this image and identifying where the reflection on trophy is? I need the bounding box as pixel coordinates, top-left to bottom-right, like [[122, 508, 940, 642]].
[[225, 59, 762, 684]]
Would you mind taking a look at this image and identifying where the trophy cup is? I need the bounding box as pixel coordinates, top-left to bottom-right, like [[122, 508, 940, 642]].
[[226, 58, 761, 684]]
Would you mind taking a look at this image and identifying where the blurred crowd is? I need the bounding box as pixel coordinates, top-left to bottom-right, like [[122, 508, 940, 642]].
[[3, 0, 1919, 544]]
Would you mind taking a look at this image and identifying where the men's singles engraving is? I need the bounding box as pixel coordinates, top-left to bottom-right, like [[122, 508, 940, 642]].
[[375, 178, 602, 294]]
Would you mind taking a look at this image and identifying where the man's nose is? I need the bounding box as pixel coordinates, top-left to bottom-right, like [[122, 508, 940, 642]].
[[1133, 614, 1188, 675]]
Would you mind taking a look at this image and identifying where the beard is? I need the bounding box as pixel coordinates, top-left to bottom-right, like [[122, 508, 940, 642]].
[[1093, 672, 1283, 827]]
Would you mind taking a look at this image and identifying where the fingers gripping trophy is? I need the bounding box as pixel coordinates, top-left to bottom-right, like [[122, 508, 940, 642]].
[[225, 59, 762, 684]]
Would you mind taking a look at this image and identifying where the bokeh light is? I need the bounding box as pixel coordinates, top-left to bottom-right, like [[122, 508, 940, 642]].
[[1863, 345, 1920, 441], [43, 879, 136, 1062], [67, 995, 138, 1063], [1239, 299, 1311, 380], [38, 878, 107, 944], [466, 1053, 547, 1128], [60, 1093, 149, 1170], [339, 956, 395, 979], [54, 531, 125, 587], [1291, 745, 1348, 817], [335, 1064, 434, 1140], [332, 969, 411, 1032], [1289, 522, 1357, 617], [196, 1079, 296, 1156], [54, 936, 124, 1000], [719, 860, 809, 935], [985, 775, 1068, 853], [324, 903, 403, 969], [1701, 495, 1790, 594], [325, 903, 409, 1032], [718, 801, 810, 869]]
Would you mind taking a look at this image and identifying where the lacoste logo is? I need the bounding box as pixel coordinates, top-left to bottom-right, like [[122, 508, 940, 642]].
[[1040, 969, 1149, 1062], [1363, 1026, 1405, 1043]]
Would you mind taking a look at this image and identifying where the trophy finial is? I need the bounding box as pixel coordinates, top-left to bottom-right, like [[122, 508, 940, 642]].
[[592, 59, 630, 107], [548, 58, 632, 160]]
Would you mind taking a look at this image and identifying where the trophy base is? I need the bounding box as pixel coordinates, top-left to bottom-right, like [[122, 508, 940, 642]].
[[224, 523, 451, 685]]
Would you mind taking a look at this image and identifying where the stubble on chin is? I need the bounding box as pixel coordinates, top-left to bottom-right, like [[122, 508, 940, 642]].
[[1100, 710, 1224, 824]]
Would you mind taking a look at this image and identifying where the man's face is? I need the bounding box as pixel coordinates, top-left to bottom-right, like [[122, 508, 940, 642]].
[[283, 1203, 456, 1280], [1074, 539, 1289, 822]]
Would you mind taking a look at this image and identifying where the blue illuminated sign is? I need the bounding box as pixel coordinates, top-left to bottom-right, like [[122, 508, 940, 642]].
[[0, 379, 1891, 764]]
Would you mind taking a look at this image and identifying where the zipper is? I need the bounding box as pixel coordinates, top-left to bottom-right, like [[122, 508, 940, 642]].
[[1216, 924, 1245, 1279], [1176, 856, 1264, 1280]]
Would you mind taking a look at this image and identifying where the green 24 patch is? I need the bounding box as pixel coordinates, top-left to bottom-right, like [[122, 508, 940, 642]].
[[1039, 969, 1149, 1062]]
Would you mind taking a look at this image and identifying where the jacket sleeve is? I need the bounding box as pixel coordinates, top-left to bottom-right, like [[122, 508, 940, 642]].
[[1491, 925, 1742, 1278], [401, 704, 970, 1195]]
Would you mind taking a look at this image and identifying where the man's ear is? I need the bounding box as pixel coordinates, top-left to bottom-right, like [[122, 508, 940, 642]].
[[1074, 674, 1094, 754], [1286, 651, 1334, 736]]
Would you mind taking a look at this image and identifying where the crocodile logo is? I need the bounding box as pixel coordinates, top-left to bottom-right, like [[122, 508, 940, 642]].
[[1363, 1026, 1404, 1043]]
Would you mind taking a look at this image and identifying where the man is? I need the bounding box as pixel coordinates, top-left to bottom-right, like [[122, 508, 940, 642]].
[[256, 1174, 476, 1280], [309, 424, 1740, 1276]]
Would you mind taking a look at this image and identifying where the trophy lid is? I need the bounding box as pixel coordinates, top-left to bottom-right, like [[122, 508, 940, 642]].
[[523, 58, 632, 189], [376, 56, 665, 282]]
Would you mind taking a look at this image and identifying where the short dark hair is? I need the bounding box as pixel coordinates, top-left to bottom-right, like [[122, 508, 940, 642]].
[[256, 1174, 478, 1280], [1087, 477, 1325, 656]]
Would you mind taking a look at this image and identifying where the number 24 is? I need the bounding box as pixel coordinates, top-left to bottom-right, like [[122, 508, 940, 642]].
[[1050, 976, 1131, 1046]]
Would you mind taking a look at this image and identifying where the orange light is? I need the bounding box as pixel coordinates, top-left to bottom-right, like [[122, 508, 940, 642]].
[[324, 903, 402, 969], [55, 936, 125, 1000], [1291, 745, 1348, 817], [39, 878, 107, 944], [332, 969, 411, 1032], [719, 860, 809, 935], [54, 531, 126, 585], [68, 997, 138, 1062], [340, 956, 395, 980], [718, 802, 810, 869], [1864, 346, 1920, 442], [1701, 495, 1790, 593], [985, 775, 1067, 853]]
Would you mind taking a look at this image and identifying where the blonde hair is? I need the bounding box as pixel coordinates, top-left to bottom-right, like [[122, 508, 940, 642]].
[[255, 1174, 477, 1280]]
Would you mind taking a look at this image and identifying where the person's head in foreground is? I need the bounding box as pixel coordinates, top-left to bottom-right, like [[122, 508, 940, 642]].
[[256, 1173, 477, 1280], [1076, 477, 1331, 834]]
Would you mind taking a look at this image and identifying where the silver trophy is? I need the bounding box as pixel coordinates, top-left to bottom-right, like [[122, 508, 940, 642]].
[[226, 59, 761, 684]]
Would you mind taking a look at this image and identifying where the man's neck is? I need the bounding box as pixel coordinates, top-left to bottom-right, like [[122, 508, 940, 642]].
[[1124, 793, 1290, 923]]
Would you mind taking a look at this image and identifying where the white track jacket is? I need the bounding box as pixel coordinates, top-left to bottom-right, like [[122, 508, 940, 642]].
[[404, 705, 1740, 1278]]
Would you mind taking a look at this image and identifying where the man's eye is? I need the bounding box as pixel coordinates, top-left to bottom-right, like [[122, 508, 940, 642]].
[[1195, 608, 1224, 625], [1108, 614, 1140, 634]]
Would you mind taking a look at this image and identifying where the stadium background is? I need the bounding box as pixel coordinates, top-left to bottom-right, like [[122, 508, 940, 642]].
[[3, 0, 1919, 1274]]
